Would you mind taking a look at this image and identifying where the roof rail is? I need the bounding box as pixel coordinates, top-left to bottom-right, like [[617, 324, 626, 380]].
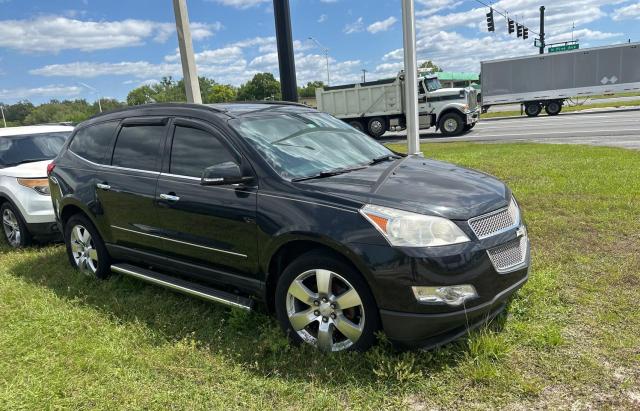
[[226, 100, 309, 107], [87, 102, 228, 120]]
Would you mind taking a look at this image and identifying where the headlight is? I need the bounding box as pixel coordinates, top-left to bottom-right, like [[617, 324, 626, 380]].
[[17, 178, 51, 196], [360, 204, 470, 247]]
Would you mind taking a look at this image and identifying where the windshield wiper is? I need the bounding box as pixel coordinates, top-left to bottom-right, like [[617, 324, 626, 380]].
[[292, 166, 366, 182], [369, 154, 401, 165]]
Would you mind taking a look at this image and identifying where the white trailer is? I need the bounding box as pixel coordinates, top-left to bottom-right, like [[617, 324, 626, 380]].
[[481, 42, 640, 117], [316, 72, 479, 138]]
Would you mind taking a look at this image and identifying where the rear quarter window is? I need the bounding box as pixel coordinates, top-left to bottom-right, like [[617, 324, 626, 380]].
[[111, 124, 165, 172], [69, 121, 119, 164]]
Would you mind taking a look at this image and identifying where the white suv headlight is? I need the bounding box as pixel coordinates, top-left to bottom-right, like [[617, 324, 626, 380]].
[[360, 204, 470, 247]]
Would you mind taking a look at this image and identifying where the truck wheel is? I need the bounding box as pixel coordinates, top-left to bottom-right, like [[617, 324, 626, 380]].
[[545, 101, 562, 116], [524, 103, 542, 117], [348, 120, 364, 132], [366, 117, 386, 139], [440, 112, 464, 136]]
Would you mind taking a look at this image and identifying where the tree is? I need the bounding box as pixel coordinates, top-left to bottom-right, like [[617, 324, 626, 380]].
[[236, 73, 281, 101], [2, 101, 35, 124], [298, 81, 325, 98], [127, 76, 237, 105], [23, 99, 96, 125], [419, 60, 443, 72], [93, 98, 126, 113]]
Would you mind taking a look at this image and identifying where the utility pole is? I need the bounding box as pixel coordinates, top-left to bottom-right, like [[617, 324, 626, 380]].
[[539, 6, 545, 55], [79, 82, 103, 112], [173, 0, 202, 104], [401, 0, 421, 155], [1, 105, 6, 128], [273, 0, 298, 102], [308, 37, 330, 86], [361, 69, 367, 83]]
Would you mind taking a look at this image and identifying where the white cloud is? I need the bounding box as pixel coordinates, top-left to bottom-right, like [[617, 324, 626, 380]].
[[0, 85, 82, 101], [0, 16, 221, 53], [612, 3, 640, 21], [416, 0, 462, 17], [320, 0, 338, 3], [318, 14, 328, 23], [343, 17, 364, 34], [207, 0, 269, 9], [367, 16, 397, 33]]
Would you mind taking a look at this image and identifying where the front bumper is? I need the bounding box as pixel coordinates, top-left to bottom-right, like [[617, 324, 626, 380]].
[[380, 272, 528, 348], [26, 221, 61, 241], [466, 109, 480, 125]]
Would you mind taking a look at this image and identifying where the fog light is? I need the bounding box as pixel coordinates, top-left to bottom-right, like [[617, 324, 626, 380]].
[[412, 285, 478, 306]]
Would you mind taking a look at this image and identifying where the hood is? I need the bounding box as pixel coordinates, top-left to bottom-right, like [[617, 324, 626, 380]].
[[429, 87, 465, 97], [0, 160, 50, 178], [300, 156, 509, 220]]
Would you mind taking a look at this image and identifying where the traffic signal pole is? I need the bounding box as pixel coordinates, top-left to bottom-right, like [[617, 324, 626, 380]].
[[539, 6, 545, 54], [173, 0, 202, 104], [273, 0, 299, 102]]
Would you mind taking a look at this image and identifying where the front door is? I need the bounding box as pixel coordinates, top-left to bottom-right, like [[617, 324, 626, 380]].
[[154, 118, 258, 277], [97, 117, 168, 253]]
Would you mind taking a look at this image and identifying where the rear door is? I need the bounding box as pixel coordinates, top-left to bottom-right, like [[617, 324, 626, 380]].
[[97, 117, 168, 253], [154, 118, 258, 277]]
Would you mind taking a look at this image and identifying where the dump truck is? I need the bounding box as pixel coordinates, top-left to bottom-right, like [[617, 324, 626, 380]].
[[480, 42, 640, 116], [316, 71, 480, 138]]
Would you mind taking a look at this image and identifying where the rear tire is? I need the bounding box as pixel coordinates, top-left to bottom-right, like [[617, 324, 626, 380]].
[[1, 202, 32, 248], [524, 102, 542, 117], [366, 117, 386, 139], [439, 112, 465, 136], [64, 214, 111, 279], [348, 120, 365, 133], [275, 250, 380, 352], [545, 101, 562, 116]]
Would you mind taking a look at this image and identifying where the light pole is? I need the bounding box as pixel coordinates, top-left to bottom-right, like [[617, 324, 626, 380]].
[[1, 105, 6, 128], [401, 0, 421, 155], [308, 36, 330, 86], [361, 69, 367, 83], [79, 82, 103, 113], [173, 0, 202, 103]]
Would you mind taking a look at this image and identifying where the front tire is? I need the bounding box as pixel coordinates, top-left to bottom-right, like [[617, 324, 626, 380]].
[[64, 214, 111, 279], [275, 251, 380, 352], [440, 112, 464, 136], [1, 202, 31, 248]]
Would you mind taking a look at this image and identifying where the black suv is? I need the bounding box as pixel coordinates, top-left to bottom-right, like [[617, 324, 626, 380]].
[[48, 103, 530, 352]]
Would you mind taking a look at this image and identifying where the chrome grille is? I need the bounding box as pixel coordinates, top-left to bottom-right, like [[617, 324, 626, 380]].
[[468, 199, 519, 239], [487, 235, 528, 273], [467, 89, 478, 110]]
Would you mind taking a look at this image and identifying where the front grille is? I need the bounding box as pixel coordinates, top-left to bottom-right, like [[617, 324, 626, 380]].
[[487, 235, 528, 273], [467, 89, 478, 110], [468, 199, 519, 239]]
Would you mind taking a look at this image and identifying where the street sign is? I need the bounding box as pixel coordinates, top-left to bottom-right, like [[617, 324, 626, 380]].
[[549, 44, 579, 53]]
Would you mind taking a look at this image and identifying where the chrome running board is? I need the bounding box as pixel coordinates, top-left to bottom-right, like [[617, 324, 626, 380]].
[[111, 263, 253, 311]]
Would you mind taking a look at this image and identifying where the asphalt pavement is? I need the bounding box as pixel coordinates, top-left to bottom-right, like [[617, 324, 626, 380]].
[[381, 107, 640, 150]]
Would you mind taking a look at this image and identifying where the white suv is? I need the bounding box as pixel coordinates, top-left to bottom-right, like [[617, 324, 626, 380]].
[[0, 125, 73, 247]]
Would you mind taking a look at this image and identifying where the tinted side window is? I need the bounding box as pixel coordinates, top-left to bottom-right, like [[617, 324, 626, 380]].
[[69, 121, 118, 164], [170, 126, 236, 178], [112, 125, 165, 171]]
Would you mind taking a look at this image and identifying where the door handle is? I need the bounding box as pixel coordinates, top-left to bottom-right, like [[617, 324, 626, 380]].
[[159, 193, 180, 202], [96, 183, 111, 190]]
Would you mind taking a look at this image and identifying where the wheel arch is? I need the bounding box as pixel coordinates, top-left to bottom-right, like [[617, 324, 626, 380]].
[[263, 235, 377, 313], [59, 197, 102, 231], [436, 107, 464, 130]]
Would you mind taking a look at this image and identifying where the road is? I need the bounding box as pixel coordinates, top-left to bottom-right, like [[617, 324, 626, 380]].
[[485, 95, 640, 113], [381, 108, 640, 150]]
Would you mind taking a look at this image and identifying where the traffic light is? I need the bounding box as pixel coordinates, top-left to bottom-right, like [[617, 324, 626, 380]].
[[486, 8, 495, 32], [523, 27, 529, 39], [508, 18, 515, 34], [517, 23, 523, 38]]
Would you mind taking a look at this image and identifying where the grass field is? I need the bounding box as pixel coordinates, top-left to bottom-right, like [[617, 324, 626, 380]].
[[482, 99, 640, 118], [1, 143, 639, 410]]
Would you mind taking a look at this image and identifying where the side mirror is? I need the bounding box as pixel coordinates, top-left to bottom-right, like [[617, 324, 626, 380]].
[[201, 162, 253, 186]]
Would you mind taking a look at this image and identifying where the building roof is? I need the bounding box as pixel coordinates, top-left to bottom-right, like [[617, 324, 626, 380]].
[[435, 71, 479, 81]]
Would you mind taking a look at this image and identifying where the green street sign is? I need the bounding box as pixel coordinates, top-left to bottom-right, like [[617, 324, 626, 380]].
[[549, 44, 579, 53]]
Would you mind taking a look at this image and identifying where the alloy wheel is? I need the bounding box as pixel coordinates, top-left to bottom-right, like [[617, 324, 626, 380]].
[[70, 224, 99, 275], [444, 118, 459, 133], [2, 208, 21, 247], [286, 269, 365, 352]]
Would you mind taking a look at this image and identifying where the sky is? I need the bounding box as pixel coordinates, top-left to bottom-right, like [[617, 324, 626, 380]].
[[0, 0, 639, 104]]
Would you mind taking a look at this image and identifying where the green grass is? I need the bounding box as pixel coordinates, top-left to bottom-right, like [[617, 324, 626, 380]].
[[2, 143, 640, 409], [482, 99, 640, 118]]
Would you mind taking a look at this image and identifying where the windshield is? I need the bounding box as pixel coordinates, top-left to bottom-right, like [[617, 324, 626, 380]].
[[0, 132, 70, 167], [425, 77, 441, 92], [230, 112, 393, 180]]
